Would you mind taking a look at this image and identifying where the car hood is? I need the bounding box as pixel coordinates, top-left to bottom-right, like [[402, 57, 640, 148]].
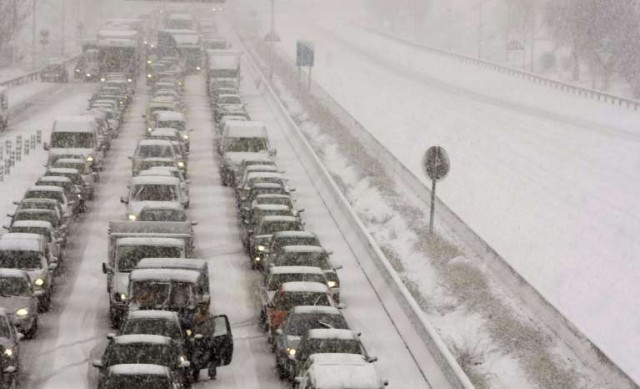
[[50, 148, 93, 156], [128, 201, 182, 217], [223, 152, 268, 168], [0, 296, 35, 313], [113, 272, 130, 295]]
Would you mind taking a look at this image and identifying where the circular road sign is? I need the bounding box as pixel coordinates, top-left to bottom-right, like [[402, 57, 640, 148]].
[[422, 146, 450, 181]]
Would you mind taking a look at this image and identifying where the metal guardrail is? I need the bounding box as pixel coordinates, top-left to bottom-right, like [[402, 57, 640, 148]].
[[358, 25, 640, 111], [0, 55, 80, 88], [233, 27, 476, 389]]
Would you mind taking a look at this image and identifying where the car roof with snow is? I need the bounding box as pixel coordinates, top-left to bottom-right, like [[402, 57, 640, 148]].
[[0, 233, 45, 251], [116, 237, 184, 247], [245, 165, 279, 172], [138, 169, 173, 177], [155, 111, 185, 121], [10, 220, 53, 229], [126, 310, 180, 321], [108, 363, 170, 377], [269, 266, 324, 275], [19, 198, 59, 205], [308, 353, 369, 366], [245, 172, 284, 180], [307, 360, 380, 389], [130, 268, 200, 283], [253, 204, 291, 212], [139, 157, 176, 163], [225, 121, 267, 138], [27, 185, 64, 193], [54, 158, 85, 164], [130, 175, 179, 186], [38, 176, 72, 183], [136, 258, 206, 271], [14, 209, 56, 216], [280, 281, 329, 293], [256, 194, 291, 200], [0, 269, 30, 280], [137, 139, 174, 147], [261, 215, 298, 223], [112, 334, 172, 346], [46, 168, 80, 175], [250, 183, 284, 190], [290, 306, 341, 315], [53, 116, 97, 132], [306, 328, 358, 340], [282, 245, 326, 254]]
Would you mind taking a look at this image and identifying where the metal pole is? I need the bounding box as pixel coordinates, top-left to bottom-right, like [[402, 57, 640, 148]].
[[429, 178, 436, 234], [32, 0, 37, 68], [308, 66, 312, 90], [269, 0, 275, 80]]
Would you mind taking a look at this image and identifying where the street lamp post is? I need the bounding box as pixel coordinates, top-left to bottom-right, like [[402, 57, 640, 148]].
[[264, 0, 280, 79]]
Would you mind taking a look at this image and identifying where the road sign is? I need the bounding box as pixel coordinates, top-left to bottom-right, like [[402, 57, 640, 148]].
[[422, 146, 450, 234], [422, 146, 450, 181], [296, 40, 315, 67]]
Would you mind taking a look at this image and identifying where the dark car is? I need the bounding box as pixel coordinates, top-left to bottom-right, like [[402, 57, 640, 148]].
[[92, 334, 191, 388], [41, 62, 68, 83], [249, 216, 304, 269], [0, 308, 23, 385]]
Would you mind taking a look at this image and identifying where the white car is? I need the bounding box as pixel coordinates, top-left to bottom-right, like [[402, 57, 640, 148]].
[[121, 175, 188, 221]]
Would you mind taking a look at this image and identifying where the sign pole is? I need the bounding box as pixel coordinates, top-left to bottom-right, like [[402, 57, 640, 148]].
[[308, 65, 312, 90], [429, 178, 436, 234]]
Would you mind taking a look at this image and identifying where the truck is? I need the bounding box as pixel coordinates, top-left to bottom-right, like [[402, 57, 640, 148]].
[[97, 29, 140, 81], [205, 49, 241, 83], [102, 221, 194, 327], [157, 29, 202, 72]]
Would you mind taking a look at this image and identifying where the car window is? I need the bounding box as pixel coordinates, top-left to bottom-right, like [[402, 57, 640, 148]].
[[279, 292, 330, 311], [106, 343, 173, 367], [0, 250, 43, 270], [121, 319, 181, 341], [117, 245, 182, 272], [136, 145, 174, 159], [284, 313, 349, 336], [131, 184, 177, 202], [224, 137, 268, 153], [0, 277, 31, 296]]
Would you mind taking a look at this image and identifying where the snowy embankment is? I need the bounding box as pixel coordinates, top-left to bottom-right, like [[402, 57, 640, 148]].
[[232, 6, 640, 388]]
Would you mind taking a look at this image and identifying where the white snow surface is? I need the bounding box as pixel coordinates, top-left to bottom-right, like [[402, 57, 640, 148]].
[[250, 3, 640, 383]]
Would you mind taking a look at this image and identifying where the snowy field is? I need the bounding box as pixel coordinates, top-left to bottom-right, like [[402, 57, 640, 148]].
[[236, 0, 640, 384]]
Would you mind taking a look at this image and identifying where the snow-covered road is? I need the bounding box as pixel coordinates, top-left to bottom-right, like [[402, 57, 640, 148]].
[[248, 5, 640, 383]]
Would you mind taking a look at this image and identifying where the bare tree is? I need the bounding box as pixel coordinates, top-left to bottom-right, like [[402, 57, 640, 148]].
[[0, 0, 30, 66]]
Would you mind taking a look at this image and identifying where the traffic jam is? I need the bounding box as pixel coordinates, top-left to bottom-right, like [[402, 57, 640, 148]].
[[0, 6, 390, 389]]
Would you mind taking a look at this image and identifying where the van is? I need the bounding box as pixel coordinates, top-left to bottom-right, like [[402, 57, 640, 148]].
[[44, 116, 105, 171], [219, 121, 276, 186]]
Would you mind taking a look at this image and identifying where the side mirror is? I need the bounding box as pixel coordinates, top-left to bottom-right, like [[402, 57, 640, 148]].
[[6, 213, 14, 218], [106, 333, 116, 340], [1, 224, 8, 230], [368, 356, 378, 363], [141, 114, 146, 118], [243, 220, 249, 225], [120, 196, 128, 204], [297, 209, 305, 214], [190, 221, 198, 226], [288, 187, 296, 192], [91, 360, 103, 368], [333, 265, 343, 270], [101, 262, 112, 274], [337, 303, 346, 309], [43, 142, 50, 151], [189, 128, 194, 132], [383, 380, 389, 386], [49, 263, 58, 270], [3, 366, 16, 374], [56, 238, 64, 244], [200, 293, 211, 304], [127, 156, 133, 160], [16, 333, 24, 341], [12, 201, 19, 205], [269, 148, 277, 156]]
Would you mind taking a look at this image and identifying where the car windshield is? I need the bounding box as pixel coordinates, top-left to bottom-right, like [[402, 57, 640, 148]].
[[219, 95, 241, 105], [9, 227, 50, 241], [224, 137, 268, 153], [304, 339, 362, 356], [117, 245, 182, 272], [51, 132, 95, 148], [268, 274, 326, 291], [279, 292, 331, 311], [138, 209, 186, 222], [257, 197, 293, 208], [25, 190, 64, 204], [277, 253, 331, 270], [14, 211, 57, 226], [130, 281, 194, 309], [121, 319, 182, 341], [131, 184, 177, 202], [258, 221, 302, 235], [275, 237, 320, 249], [157, 120, 185, 132], [250, 187, 284, 199], [285, 313, 349, 336], [18, 202, 57, 212], [0, 277, 31, 297], [0, 251, 43, 270], [53, 161, 87, 173], [104, 375, 171, 389], [247, 177, 283, 187], [136, 145, 174, 159], [47, 172, 83, 185], [106, 343, 173, 367], [140, 160, 174, 170]]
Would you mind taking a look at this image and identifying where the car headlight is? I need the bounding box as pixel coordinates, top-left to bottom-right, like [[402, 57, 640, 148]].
[[75, 69, 80, 73], [127, 78, 132, 83], [327, 281, 337, 288], [128, 214, 137, 221], [86, 155, 94, 162], [100, 78, 105, 82], [115, 293, 126, 302], [86, 73, 91, 77], [287, 348, 296, 357], [179, 355, 187, 363], [255, 257, 261, 262], [196, 66, 201, 71], [186, 329, 192, 336], [147, 127, 152, 132], [34, 278, 44, 287], [147, 74, 152, 78], [182, 134, 189, 140], [257, 245, 265, 252], [147, 60, 152, 64], [15, 308, 28, 317], [4, 348, 13, 357]]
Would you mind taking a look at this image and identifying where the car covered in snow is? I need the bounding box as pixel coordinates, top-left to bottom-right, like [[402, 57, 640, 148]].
[[218, 121, 275, 186], [0, 269, 39, 338], [241, 205, 295, 249], [294, 353, 388, 389], [151, 111, 191, 152], [135, 258, 209, 296], [22, 185, 74, 222], [44, 116, 105, 172], [51, 157, 99, 187], [238, 183, 290, 219], [0, 308, 23, 386], [5, 220, 64, 262], [266, 282, 334, 336], [235, 172, 289, 200], [137, 202, 189, 223], [121, 175, 188, 221], [118, 310, 185, 347], [249, 216, 304, 269], [0, 234, 58, 311], [91, 334, 191, 388], [99, 363, 180, 389], [130, 139, 179, 176], [45, 167, 94, 201]]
